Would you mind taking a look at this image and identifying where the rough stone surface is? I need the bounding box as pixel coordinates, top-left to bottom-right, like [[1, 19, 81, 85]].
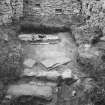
[[23, 58, 36, 68], [0, 0, 12, 25], [11, 0, 23, 20], [23, 0, 81, 25], [1, 0, 105, 30], [0, 0, 23, 25], [7, 82, 54, 98]]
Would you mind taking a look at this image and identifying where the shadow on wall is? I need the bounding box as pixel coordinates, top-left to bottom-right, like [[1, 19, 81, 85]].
[[18, 23, 71, 34]]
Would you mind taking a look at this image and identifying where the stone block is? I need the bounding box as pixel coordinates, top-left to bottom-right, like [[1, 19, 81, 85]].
[[7, 82, 54, 98], [23, 58, 36, 68]]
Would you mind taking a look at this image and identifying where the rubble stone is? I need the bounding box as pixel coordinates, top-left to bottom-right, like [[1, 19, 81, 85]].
[[78, 44, 100, 59], [23, 58, 36, 68], [0, 0, 23, 25], [23, 0, 81, 25], [0, 0, 12, 25]]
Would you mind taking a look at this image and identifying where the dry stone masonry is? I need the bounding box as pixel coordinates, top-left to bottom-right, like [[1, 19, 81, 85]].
[[0, 0, 81, 25], [0, 0, 23, 25], [0, 0, 12, 25], [23, 0, 81, 25], [1, 0, 105, 29]]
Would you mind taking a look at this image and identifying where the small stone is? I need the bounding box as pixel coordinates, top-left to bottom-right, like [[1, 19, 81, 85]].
[[100, 36, 105, 41], [3, 33, 8, 41], [18, 34, 32, 41], [102, 27, 105, 34], [5, 95, 12, 99], [61, 69, 72, 79], [23, 58, 36, 68], [71, 14, 85, 25], [72, 90, 76, 96], [78, 44, 99, 59]]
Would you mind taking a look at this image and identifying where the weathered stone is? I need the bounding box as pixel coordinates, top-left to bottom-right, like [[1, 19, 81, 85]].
[[78, 44, 100, 59], [0, 0, 12, 24], [23, 58, 36, 68], [100, 36, 105, 41], [7, 82, 54, 98], [23, 0, 81, 25], [0, 0, 23, 25], [0, 29, 9, 41], [61, 68, 72, 79], [0, 11, 12, 25]]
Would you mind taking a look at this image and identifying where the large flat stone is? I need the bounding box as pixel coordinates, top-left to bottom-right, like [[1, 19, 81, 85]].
[[41, 57, 70, 68], [7, 82, 54, 98]]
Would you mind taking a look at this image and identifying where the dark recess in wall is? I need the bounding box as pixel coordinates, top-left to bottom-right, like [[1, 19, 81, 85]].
[[18, 23, 71, 34]]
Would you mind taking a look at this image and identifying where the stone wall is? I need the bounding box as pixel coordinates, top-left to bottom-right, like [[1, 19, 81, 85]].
[[1, 0, 105, 29], [0, 0, 23, 25], [0, 0, 83, 26], [23, 0, 81, 26], [0, 0, 12, 25]]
